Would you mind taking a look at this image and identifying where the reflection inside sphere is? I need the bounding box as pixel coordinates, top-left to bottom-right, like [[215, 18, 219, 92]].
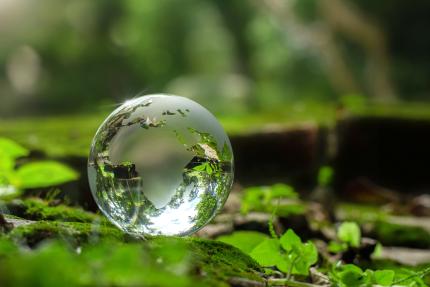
[[88, 94, 234, 236]]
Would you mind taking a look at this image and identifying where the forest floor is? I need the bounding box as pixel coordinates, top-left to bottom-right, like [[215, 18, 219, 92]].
[[1, 104, 430, 286]]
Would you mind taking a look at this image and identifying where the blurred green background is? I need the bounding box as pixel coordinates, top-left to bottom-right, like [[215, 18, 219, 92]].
[[1, 0, 430, 119]]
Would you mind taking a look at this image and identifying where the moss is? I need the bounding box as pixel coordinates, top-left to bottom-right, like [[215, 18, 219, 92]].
[[149, 236, 264, 286], [4, 198, 106, 223], [6, 220, 125, 247], [1, 219, 263, 286], [3, 216, 262, 282], [0, 233, 264, 287], [372, 221, 430, 249]]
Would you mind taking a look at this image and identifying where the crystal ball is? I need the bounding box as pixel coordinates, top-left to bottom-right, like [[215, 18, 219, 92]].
[[88, 94, 234, 236]]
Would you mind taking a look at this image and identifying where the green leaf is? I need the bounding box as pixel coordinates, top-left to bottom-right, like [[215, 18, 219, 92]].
[[338, 222, 361, 248], [275, 255, 294, 274], [192, 163, 207, 172], [250, 239, 283, 267], [217, 231, 269, 254], [0, 138, 29, 160], [0, 152, 14, 171], [268, 184, 298, 200], [374, 270, 395, 286], [15, 161, 79, 188], [277, 242, 318, 276], [280, 229, 302, 252], [293, 242, 318, 276], [371, 243, 383, 258], [327, 241, 347, 253], [338, 265, 366, 287], [205, 163, 213, 174], [0, 138, 29, 172]]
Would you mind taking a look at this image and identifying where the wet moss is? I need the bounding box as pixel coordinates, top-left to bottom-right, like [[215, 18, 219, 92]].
[[4, 198, 105, 223]]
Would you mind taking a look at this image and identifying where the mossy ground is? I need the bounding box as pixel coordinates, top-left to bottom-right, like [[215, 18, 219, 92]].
[[0, 212, 262, 287], [2, 108, 430, 286], [4, 198, 104, 223]]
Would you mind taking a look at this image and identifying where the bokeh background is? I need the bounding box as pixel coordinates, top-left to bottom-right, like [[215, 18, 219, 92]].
[[1, 0, 430, 117], [1, 0, 430, 197]]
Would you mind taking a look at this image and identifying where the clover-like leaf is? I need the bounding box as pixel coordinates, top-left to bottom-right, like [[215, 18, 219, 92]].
[[250, 239, 283, 267], [294, 242, 318, 275], [374, 270, 395, 286], [338, 265, 366, 287], [280, 229, 302, 252]]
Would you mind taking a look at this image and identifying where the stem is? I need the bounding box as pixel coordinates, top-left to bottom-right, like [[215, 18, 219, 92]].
[[286, 254, 299, 280], [268, 198, 280, 239], [392, 266, 430, 285]]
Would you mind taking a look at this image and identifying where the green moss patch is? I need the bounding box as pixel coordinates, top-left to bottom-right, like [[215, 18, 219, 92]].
[[4, 198, 104, 223], [0, 218, 263, 287], [5, 220, 124, 247]]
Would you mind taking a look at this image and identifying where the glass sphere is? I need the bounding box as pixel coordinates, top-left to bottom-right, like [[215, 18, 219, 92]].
[[88, 94, 234, 236]]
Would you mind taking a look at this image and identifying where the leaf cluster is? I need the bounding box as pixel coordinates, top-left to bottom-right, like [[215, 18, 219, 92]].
[[218, 229, 318, 276], [330, 264, 430, 287]]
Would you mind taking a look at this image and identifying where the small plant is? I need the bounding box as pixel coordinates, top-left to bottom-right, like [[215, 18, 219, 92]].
[[218, 227, 430, 287], [219, 229, 318, 276], [330, 263, 430, 287], [240, 184, 306, 217], [0, 137, 79, 199], [330, 264, 394, 287]]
